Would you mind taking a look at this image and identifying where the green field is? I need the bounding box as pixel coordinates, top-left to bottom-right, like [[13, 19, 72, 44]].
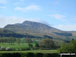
[[0, 50, 58, 53], [0, 43, 29, 49], [0, 43, 58, 53]]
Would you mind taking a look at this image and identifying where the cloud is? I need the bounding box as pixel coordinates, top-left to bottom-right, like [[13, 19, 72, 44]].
[[0, 6, 6, 9], [54, 25, 76, 31], [0, 15, 41, 28], [49, 14, 66, 19], [15, 5, 41, 12], [0, 0, 8, 4]]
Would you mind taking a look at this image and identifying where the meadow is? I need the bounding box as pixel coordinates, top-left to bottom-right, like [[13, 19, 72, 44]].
[[0, 41, 58, 53], [0, 50, 58, 53], [0, 43, 29, 50]]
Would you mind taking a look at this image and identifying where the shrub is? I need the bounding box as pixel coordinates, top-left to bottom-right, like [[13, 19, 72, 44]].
[[35, 53, 44, 57], [26, 53, 35, 57], [59, 40, 76, 53], [2, 53, 21, 57]]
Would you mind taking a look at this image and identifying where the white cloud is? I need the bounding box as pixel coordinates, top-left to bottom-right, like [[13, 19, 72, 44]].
[[0, 6, 6, 9], [0, 15, 41, 28], [49, 14, 66, 19], [54, 25, 76, 31], [15, 5, 41, 12], [0, 0, 7, 4]]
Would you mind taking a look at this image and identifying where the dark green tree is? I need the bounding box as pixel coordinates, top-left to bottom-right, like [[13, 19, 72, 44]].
[[39, 38, 56, 49], [34, 42, 40, 49], [59, 40, 76, 53], [28, 43, 33, 50]]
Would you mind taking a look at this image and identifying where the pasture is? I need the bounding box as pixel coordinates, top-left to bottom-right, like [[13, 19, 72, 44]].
[[0, 43, 29, 50]]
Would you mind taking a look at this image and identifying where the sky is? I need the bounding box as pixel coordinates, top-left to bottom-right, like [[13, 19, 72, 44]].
[[0, 0, 76, 31]]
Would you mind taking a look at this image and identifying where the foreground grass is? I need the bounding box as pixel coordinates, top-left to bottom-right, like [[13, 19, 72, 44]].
[[0, 50, 58, 53]]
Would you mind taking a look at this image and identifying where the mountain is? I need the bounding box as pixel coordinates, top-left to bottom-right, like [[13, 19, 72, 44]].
[[0, 28, 25, 38], [0, 28, 44, 38], [4, 21, 60, 34], [4, 21, 73, 41]]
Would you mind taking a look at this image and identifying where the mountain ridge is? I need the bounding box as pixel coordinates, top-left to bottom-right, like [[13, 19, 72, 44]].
[[3, 21, 74, 41]]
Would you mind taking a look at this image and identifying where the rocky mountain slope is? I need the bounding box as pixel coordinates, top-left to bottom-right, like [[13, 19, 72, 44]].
[[3, 21, 74, 41]]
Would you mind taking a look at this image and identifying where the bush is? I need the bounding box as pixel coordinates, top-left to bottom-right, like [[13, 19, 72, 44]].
[[47, 53, 59, 57], [35, 53, 44, 57], [59, 40, 76, 53], [21, 48, 31, 51], [2, 53, 21, 57], [0, 46, 6, 51], [39, 38, 56, 50], [26, 53, 35, 57], [6, 47, 14, 51], [0, 53, 59, 57]]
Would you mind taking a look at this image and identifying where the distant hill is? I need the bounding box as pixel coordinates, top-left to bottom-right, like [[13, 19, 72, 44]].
[[3, 21, 74, 41], [0, 28, 25, 38], [4, 21, 60, 34], [0, 28, 53, 38]]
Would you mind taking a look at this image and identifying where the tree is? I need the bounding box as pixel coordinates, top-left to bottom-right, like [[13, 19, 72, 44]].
[[39, 38, 56, 49], [25, 38, 33, 49], [16, 38, 21, 44], [34, 42, 40, 49], [25, 38, 33, 43], [59, 40, 76, 53], [28, 43, 33, 50]]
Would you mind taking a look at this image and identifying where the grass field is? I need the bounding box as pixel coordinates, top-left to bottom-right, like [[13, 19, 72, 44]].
[[0, 43, 29, 49], [0, 50, 58, 53], [0, 40, 59, 54]]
